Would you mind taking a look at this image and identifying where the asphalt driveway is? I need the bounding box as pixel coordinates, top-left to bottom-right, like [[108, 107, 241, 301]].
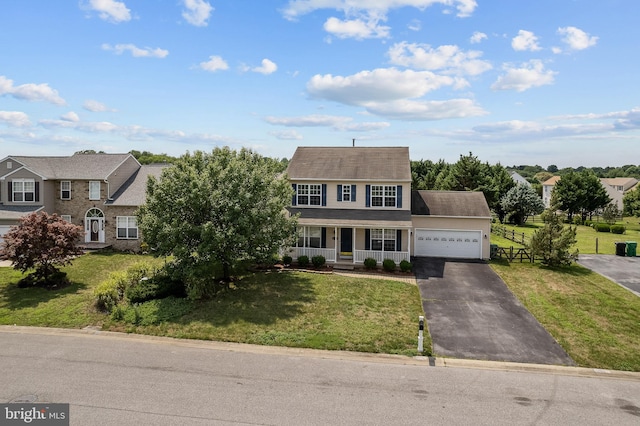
[[577, 254, 640, 296], [414, 257, 574, 366]]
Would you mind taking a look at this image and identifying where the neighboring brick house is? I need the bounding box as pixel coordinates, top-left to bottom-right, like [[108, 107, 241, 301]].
[[0, 153, 166, 251], [286, 147, 491, 262]]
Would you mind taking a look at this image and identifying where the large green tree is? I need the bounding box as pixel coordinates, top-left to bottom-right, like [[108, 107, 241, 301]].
[[500, 184, 544, 225], [486, 164, 516, 223], [551, 170, 610, 221], [623, 189, 640, 217], [138, 148, 297, 295]]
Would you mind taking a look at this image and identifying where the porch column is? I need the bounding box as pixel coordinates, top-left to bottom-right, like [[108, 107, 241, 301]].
[[352, 227, 356, 264], [407, 228, 411, 261], [334, 226, 338, 262]]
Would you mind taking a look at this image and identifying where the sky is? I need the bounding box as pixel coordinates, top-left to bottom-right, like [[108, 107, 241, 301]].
[[1, 0, 639, 168]]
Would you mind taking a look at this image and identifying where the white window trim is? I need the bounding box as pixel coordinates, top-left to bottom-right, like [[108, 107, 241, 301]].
[[296, 184, 322, 206], [370, 228, 397, 252], [61, 215, 72, 222], [116, 216, 138, 240], [341, 184, 351, 202], [371, 185, 396, 208], [61, 181, 71, 200], [89, 181, 100, 200], [296, 226, 321, 248], [12, 178, 35, 203]]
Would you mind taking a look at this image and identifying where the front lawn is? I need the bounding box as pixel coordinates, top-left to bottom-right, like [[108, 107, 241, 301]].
[[491, 261, 640, 371], [0, 252, 426, 356]]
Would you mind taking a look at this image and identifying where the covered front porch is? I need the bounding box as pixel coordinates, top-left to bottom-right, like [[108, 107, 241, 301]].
[[285, 207, 413, 265]]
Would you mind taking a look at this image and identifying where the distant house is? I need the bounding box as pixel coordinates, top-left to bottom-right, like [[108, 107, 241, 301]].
[[285, 147, 492, 262], [541, 175, 638, 209], [509, 171, 531, 186], [0, 153, 166, 250]]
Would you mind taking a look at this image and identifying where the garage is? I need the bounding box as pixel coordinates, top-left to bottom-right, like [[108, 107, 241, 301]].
[[411, 190, 492, 260], [414, 229, 482, 259]]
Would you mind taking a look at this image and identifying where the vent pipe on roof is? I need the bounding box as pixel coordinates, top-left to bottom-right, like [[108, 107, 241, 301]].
[[352, 138, 355, 147]]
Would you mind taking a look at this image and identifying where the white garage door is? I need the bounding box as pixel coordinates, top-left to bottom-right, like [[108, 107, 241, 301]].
[[414, 229, 482, 259], [0, 225, 11, 245]]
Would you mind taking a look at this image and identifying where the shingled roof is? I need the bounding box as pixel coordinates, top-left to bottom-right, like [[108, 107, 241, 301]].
[[10, 153, 134, 180], [287, 147, 411, 181], [106, 164, 168, 206], [411, 190, 491, 217]]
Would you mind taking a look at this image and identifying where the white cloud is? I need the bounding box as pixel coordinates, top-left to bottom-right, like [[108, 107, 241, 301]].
[[252, 59, 278, 75], [491, 60, 556, 92], [101, 43, 169, 58], [558, 26, 598, 50], [323, 16, 390, 39], [61, 112, 80, 122], [470, 31, 487, 44], [0, 76, 66, 105], [182, 0, 213, 27], [265, 114, 390, 131], [408, 19, 421, 32], [511, 30, 541, 51], [83, 100, 116, 112], [387, 42, 492, 76], [269, 130, 304, 140], [199, 55, 229, 72], [363, 98, 486, 121], [82, 0, 131, 23], [0, 111, 30, 127]]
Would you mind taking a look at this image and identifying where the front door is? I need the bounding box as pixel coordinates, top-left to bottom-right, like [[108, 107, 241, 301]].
[[85, 208, 105, 243], [340, 228, 353, 253], [90, 219, 100, 242]]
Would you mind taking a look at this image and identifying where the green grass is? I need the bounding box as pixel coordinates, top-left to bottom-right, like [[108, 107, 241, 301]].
[[1, 253, 427, 356], [491, 260, 640, 371], [493, 217, 640, 254]]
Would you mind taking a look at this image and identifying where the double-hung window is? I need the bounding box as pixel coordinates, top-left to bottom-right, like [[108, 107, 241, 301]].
[[12, 179, 35, 202], [116, 216, 138, 239], [89, 181, 100, 200], [371, 185, 396, 207], [341, 184, 351, 201], [297, 184, 321, 206], [297, 226, 321, 248], [370, 229, 397, 251], [61, 181, 71, 200]]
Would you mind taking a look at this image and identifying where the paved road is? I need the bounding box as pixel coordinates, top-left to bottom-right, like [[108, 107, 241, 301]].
[[1, 327, 639, 425], [414, 257, 574, 365], [577, 254, 640, 296]]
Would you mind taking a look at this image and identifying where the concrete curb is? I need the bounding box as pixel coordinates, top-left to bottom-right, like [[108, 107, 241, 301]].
[[2, 325, 639, 382]]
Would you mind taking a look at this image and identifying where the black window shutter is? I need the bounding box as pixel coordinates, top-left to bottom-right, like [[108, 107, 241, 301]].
[[291, 184, 297, 206], [321, 227, 327, 248], [365, 229, 370, 250], [321, 184, 327, 206], [396, 230, 402, 252], [365, 185, 370, 207], [351, 184, 356, 202], [397, 185, 402, 208], [337, 184, 342, 202], [8, 182, 12, 202], [35, 182, 40, 202]]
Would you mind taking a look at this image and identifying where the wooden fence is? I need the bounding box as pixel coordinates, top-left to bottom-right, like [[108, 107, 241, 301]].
[[492, 246, 534, 263], [491, 225, 529, 245]]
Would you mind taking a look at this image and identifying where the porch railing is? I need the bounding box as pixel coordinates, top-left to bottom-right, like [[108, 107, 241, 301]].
[[354, 250, 409, 263], [289, 247, 336, 262]]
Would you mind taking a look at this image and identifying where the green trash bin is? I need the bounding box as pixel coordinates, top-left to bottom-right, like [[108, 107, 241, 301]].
[[490, 244, 498, 259], [626, 241, 637, 257]]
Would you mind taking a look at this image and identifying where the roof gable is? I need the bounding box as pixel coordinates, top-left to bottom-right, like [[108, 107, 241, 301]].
[[10, 153, 135, 180], [412, 190, 491, 217], [287, 147, 411, 181], [106, 164, 168, 206]]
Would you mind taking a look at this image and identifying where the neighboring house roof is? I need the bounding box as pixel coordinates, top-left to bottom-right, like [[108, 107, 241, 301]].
[[105, 164, 168, 206], [9, 153, 134, 180], [542, 175, 561, 186], [601, 177, 638, 190], [509, 171, 530, 186], [0, 205, 44, 220], [287, 147, 411, 181], [411, 191, 491, 217], [288, 207, 412, 227]]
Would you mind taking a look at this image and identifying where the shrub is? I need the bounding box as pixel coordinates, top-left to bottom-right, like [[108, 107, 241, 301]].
[[297, 255, 309, 268], [282, 255, 292, 266], [584, 220, 593, 227], [594, 223, 611, 233], [399, 260, 412, 272], [382, 259, 396, 272], [311, 255, 326, 268], [572, 216, 583, 226], [364, 257, 377, 270], [611, 225, 626, 234], [94, 279, 120, 312]]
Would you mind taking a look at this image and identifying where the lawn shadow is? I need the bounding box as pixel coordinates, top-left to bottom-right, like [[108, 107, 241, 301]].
[[182, 271, 316, 326], [1, 279, 88, 310]]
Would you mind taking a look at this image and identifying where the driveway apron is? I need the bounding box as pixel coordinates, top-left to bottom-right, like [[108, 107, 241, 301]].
[[414, 257, 574, 365], [577, 254, 640, 296]]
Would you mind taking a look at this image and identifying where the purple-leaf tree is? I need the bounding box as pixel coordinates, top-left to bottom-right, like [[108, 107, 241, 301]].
[[2, 212, 84, 285]]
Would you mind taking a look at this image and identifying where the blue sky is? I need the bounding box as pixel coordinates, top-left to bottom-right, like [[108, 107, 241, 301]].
[[1, 0, 639, 167]]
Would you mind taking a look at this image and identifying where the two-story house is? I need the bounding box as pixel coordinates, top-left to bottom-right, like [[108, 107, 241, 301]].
[[542, 175, 638, 209], [286, 147, 492, 263], [0, 153, 165, 251]]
